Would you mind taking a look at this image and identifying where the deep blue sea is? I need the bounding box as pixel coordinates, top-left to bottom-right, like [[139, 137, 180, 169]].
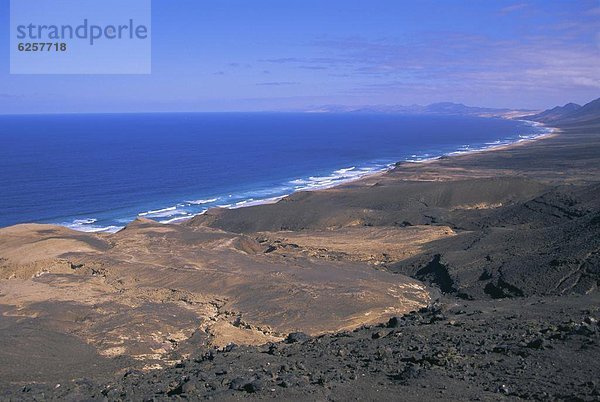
[[0, 113, 546, 232]]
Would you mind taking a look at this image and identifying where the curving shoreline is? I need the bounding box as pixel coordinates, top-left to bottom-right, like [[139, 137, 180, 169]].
[[20, 115, 545, 234], [0, 116, 553, 236], [169, 119, 557, 226], [142, 118, 558, 230]]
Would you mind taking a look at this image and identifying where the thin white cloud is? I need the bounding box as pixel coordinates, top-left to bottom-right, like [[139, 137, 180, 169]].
[[261, 30, 600, 96], [498, 3, 528, 16]]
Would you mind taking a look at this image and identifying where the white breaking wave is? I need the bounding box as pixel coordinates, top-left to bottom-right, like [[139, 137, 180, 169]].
[[63, 218, 122, 233], [138, 206, 191, 218], [229, 196, 285, 209], [186, 198, 219, 205], [234, 198, 254, 206], [287, 165, 384, 192], [334, 166, 356, 174], [77, 225, 122, 233], [72, 218, 97, 225], [138, 206, 177, 216]]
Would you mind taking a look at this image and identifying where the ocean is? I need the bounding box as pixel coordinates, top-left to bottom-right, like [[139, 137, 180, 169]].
[[0, 113, 547, 232]]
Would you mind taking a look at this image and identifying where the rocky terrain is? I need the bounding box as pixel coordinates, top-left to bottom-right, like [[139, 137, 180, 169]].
[[1, 98, 599, 400], [5, 295, 598, 401], [0, 220, 429, 377]]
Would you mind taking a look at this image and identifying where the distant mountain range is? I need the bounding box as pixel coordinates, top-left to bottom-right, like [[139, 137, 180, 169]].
[[306, 102, 516, 116], [527, 97, 600, 125], [307, 98, 600, 125]]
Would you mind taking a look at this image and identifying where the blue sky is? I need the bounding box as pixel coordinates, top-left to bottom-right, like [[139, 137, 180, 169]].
[[1, 0, 599, 113]]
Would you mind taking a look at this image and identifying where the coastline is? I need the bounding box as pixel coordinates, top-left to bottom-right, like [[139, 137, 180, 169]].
[[400, 124, 558, 166], [166, 119, 558, 228], [34, 117, 554, 233]]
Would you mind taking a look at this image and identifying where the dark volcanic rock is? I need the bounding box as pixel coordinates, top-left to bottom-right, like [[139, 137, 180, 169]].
[[390, 183, 600, 299], [414, 254, 457, 294], [386, 316, 406, 328], [285, 332, 311, 344], [3, 294, 599, 401]]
